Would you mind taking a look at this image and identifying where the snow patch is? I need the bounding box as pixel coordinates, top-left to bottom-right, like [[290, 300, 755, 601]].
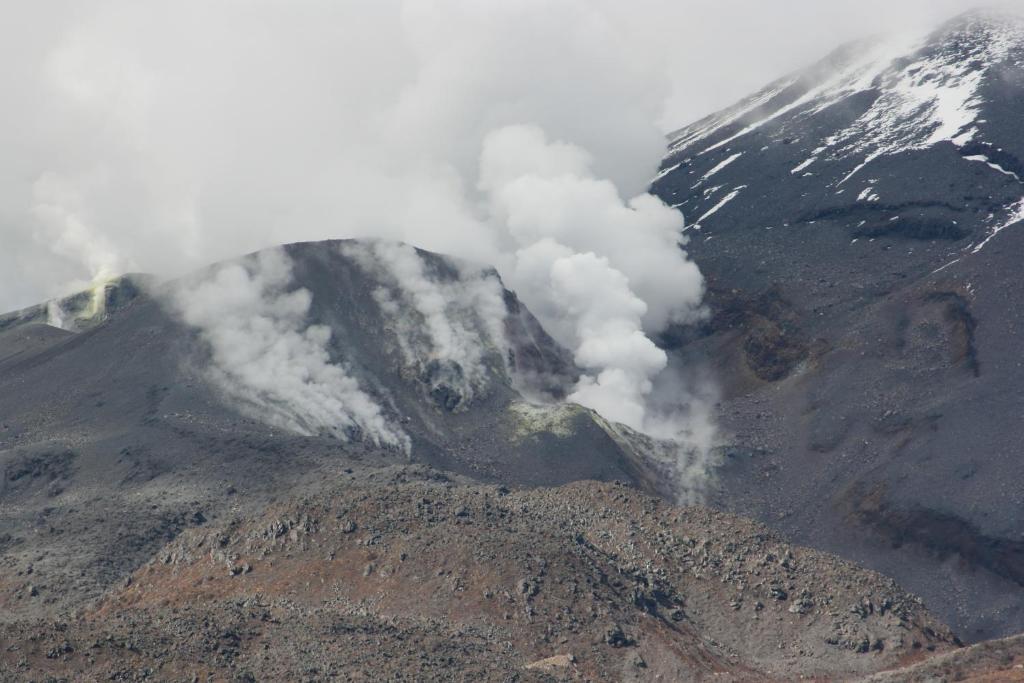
[[691, 186, 746, 229], [963, 154, 1022, 182], [972, 198, 1024, 254], [652, 162, 681, 183], [857, 186, 880, 202], [699, 152, 743, 183], [791, 157, 817, 174]]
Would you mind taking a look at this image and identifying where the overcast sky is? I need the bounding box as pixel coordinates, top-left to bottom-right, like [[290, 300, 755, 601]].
[[651, 0, 991, 128], [0, 0, 1001, 313]]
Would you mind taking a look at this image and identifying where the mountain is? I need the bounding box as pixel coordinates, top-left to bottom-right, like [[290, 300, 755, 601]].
[[0, 470, 959, 681], [0, 239, 965, 681], [652, 8, 1024, 642], [5, 8, 1024, 680], [0, 239, 691, 623]]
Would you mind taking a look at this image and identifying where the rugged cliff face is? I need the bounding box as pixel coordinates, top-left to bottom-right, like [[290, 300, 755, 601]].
[[652, 9, 1024, 641]]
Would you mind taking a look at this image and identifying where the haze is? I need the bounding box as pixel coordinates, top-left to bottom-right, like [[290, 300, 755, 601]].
[[0, 0, 991, 314]]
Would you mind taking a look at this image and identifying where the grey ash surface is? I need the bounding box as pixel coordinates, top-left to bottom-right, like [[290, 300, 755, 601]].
[[0, 240, 662, 629], [653, 9, 1024, 642], [0, 470, 959, 682], [4, 9, 1024, 677]]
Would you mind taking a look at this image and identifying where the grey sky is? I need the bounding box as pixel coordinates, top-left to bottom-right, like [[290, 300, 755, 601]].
[[652, 0, 993, 129], [0, 0, 1003, 313]]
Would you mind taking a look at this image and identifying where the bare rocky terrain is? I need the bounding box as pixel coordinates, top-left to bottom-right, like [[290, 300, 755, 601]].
[[4, 9, 1024, 680], [1, 466, 963, 681], [0, 247, 1017, 681], [654, 8, 1024, 642], [865, 633, 1024, 682]]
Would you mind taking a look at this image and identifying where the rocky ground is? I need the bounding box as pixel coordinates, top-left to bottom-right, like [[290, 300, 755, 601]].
[[654, 9, 1024, 641], [5, 10, 1024, 679], [865, 633, 1024, 682], [1, 465, 962, 681]]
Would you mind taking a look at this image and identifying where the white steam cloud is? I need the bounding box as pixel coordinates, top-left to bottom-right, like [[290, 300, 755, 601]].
[[0, 1, 716, 488], [343, 239, 510, 405], [477, 124, 704, 432], [172, 248, 409, 450]]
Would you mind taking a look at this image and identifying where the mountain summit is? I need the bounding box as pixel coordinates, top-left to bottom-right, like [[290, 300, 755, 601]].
[[6, 8, 1024, 681], [658, 7, 1024, 247], [0, 239, 958, 680], [652, 8, 1024, 641]]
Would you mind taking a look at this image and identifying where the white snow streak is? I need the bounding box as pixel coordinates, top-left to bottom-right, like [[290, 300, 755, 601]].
[[972, 198, 1024, 254], [691, 186, 746, 229], [857, 186, 880, 202], [699, 152, 743, 182], [963, 155, 1022, 182], [791, 157, 817, 174], [652, 162, 681, 183]]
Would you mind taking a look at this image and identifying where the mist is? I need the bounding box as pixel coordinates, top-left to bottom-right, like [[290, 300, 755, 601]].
[[0, 0, 990, 314], [645, 0, 995, 129], [171, 247, 411, 450], [0, 0, 994, 495]]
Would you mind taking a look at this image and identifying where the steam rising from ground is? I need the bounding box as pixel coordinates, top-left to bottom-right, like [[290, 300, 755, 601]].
[[1, 0, 717, 495], [343, 240, 510, 405], [479, 125, 704, 432], [172, 248, 409, 450]]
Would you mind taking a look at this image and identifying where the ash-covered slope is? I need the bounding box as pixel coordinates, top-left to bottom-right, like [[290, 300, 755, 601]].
[[0, 239, 679, 625], [653, 9, 1024, 641], [657, 8, 1024, 254], [1, 239, 964, 681], [0, 274, 153, 335], [0, 469, 958, 682]]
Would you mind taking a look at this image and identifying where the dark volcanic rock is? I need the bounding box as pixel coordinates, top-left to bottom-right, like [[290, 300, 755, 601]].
[[0, 473, 958, 681], [0, 239, 675, 627], [653, 9, 1024, 641]]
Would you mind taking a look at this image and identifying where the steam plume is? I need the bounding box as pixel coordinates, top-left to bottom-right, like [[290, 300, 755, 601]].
[[1, 0, 717, 491], [342, 239, 510, 406], [171, 248, 409, 450], [477, 124, 704, 432]]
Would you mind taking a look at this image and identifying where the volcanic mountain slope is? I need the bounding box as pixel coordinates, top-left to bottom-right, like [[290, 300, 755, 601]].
[[0, 467, 960, 682], [652, 8, 1024, 641], [865, 632, 1024, 682], [0, 239, 983, 681], [0, 239, 683, 628]]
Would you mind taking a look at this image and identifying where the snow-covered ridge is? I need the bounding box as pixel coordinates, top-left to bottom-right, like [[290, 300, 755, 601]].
[[665, 36, 915, 158], [666, 75, 799, 155], [657, 9, 1024, 245], [814, 11, 1024, 184], [667, 10, 1024, 174]]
